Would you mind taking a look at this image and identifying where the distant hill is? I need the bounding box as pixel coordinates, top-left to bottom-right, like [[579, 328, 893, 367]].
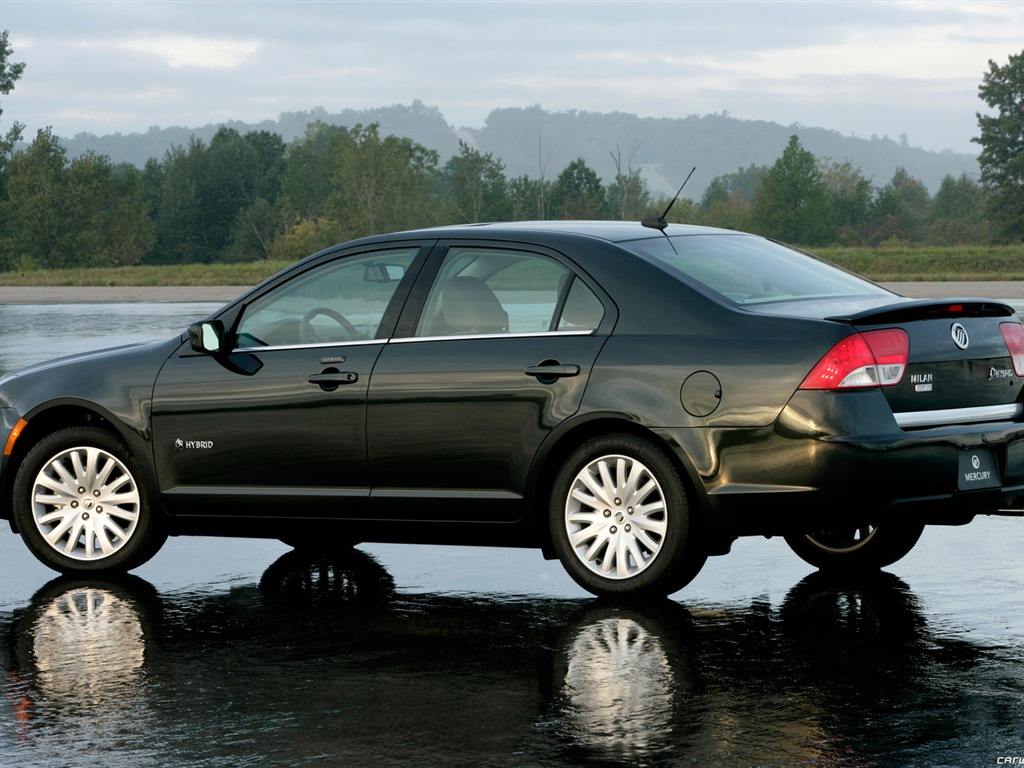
[[59, 101, 462, 169], [58, 101, 979, 200]]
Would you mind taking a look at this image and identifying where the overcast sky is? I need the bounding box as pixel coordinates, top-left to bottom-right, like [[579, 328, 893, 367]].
[[4, 0, 1024, 156]]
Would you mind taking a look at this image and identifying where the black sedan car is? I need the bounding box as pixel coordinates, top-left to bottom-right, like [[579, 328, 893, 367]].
[[2, 221, 1024, 597]]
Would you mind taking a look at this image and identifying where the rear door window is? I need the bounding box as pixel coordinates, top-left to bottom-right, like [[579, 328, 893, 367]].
[[415, 247, 604, 337]]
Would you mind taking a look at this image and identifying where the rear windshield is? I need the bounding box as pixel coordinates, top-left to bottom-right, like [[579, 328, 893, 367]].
[[622, 234, 892, 306]]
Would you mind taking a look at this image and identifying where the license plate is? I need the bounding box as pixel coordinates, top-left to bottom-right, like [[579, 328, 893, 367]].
[[958, 447, 1001, 491]]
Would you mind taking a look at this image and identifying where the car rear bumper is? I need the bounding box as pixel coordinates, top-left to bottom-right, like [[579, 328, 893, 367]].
[[658, 389, 1024, 537]]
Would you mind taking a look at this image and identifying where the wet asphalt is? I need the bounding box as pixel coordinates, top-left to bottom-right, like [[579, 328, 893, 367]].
[[1, 297, 1024, 767], [4, 520, 1024, 767]]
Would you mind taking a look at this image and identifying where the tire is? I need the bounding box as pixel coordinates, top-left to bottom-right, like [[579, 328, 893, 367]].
[[549, 434, 707, 599], [784, 520, 925, 574], [12, 427, 167, 575]]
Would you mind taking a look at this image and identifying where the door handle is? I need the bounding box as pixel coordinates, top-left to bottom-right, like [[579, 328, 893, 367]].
[[524, 363, 580, 382], [308, 370, 358, 391]]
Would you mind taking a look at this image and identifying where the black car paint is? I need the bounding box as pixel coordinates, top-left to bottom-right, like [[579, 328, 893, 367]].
[[0, 337, 182, 516], [3, 222, 1024, 567]]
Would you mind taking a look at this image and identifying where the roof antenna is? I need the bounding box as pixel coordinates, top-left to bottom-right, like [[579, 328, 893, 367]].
[[641, 166, 696, 230]]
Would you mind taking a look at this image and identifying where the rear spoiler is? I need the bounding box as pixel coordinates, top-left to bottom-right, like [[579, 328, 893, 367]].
[[827, 298, 1017, 325]]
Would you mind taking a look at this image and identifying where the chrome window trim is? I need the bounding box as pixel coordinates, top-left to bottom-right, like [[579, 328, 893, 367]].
[[894, 403, 1024, 429], [231, 329, 596, 352], [389, 329, 596, 344], [232, 339, 387, 354]]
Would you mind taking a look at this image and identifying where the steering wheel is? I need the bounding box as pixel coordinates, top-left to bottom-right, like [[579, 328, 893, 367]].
[[299, 307, 361, 343]]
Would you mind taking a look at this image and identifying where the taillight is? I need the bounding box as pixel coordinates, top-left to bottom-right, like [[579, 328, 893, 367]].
[[1001, 322, 1024, 376], [799, 329, 909, 391]]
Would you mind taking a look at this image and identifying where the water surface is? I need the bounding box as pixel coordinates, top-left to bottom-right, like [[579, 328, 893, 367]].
[[1, 302, 1024, 767]]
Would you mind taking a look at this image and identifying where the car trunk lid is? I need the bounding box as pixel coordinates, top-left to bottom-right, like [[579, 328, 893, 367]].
[[837, 299, 1024, 427]]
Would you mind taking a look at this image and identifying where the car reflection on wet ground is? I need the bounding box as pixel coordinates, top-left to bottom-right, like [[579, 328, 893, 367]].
[[3, 522, 1024, 768], [2, 301, 1024, 766]]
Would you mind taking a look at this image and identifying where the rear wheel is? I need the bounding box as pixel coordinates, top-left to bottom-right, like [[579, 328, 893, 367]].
[[550, 434, 707, 599], [13, 427, 166, 575], [784, 521, 924, 573]]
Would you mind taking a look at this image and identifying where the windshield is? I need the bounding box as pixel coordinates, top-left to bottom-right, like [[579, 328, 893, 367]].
[[623, 234, 893, 306]]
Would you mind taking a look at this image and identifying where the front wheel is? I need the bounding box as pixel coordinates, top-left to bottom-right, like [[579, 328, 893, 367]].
[[784, 520, 924, 574], [12, 427, 167, 575], [550, 434, 707, 599]]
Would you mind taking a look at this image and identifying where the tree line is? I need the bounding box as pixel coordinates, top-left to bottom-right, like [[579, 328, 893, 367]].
[[0, 31, 1021, 272], [685, 136, 991, 248], [0, 120, 659, 270], [0, 121, 1003, 272]]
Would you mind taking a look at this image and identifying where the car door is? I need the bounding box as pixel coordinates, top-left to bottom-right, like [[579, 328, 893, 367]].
[[366, 243, 612, 522], [151, 245, 425, 518]]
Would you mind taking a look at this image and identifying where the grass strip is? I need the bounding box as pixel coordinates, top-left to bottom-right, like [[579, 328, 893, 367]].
[[0, 245, 1021, 286]]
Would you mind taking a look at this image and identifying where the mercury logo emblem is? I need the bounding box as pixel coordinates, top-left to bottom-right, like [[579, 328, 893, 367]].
[[972, 454, 981, 470], [951, 322, 969, 350]]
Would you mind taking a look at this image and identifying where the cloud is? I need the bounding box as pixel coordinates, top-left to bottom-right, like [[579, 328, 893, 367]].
[[5, 0, 1023, 154], [117, 36, 260, 69]]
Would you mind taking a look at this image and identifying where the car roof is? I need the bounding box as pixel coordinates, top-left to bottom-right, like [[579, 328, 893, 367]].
[[361, 220, 743, 246]]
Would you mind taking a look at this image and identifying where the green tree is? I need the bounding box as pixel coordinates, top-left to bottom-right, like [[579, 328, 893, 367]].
[[820, 159, 874, 244], [267, 216, 338, 263], [975, 51, 1024, 240], [751, 135, 835, 245], [327, 123, 444, 239], [869, 167, 930, 244], [699, 164, 766, 231], [660, 195, 701, 226], [0, 29, 26, 266], [0, 128, 69, 266], [701, 164, 766, 210], [0, 128, 152, 268], [150, 139, 206, 264], [207, 127, 286, 260], [700, 187, 753, 231], [280, 121, 352, 222], [150, 128, 287, 263], [928, 173, 990, 244], [700, 177, 730, 211], [141, 156, 164, 218], [548, 158, 607, 219], [64, 154, 153, 265], [442, 140, 509, 223], [506, 175, 548, 220], [273, 121, 353, 258], [606, 147, 652, 220], [0, 30, 25, 166], [225, 196, 280, 261]]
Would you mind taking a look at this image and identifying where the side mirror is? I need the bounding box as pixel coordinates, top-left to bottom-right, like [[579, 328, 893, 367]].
[[188, 321, 224, 354]]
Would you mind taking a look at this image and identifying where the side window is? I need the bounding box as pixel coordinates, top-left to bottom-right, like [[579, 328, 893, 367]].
[[416, 248, 585, 337], [235, 248, 417, 348], [557, 277, 605, 331]]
